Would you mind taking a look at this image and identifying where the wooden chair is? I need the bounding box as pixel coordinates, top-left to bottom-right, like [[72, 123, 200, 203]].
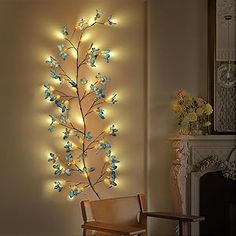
[[81, 194, 205, 236]]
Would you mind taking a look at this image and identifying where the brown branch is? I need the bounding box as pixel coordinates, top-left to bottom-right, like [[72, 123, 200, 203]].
[[59, 123, 84, 135], [81, 90, 87, 99], [57, 19, 109, 200], [69, 28, 77, 41], [84, 100, 105, 117], [76, 21, 104, 52], [85, 131, 105, 152], [58, 66, 74, 82], [67, 46, 75, 50], [66, 180, 88, 185], [65, 37, 77, 51], [65, 181, 90, 190], [74, 30, 101, 199], [68, 97, 76, 101], [93, 163, 108, 186], [85, 21, 105, 30], [80, 82, 98, 101]]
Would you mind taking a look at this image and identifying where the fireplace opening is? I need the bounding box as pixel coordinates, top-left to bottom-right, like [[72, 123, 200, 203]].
[[200, 171, 236, 236]]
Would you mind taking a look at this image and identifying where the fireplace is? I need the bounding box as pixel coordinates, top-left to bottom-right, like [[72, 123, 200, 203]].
[[200, 171, 236, 236], [170, 135, 236, 235]]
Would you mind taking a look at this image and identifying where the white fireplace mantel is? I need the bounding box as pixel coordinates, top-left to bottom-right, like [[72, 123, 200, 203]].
[[169, 135, 236, 236]]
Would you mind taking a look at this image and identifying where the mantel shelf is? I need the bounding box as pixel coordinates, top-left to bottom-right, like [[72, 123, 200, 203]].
[[169, 135, 236, 141]]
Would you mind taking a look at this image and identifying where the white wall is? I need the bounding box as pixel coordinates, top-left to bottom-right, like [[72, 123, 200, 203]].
[[0, 0, 209, 235], [0, 0, 146, 235], [147, 0, 208, 235]]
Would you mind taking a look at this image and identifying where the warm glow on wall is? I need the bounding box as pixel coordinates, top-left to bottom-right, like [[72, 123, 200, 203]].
[[43, 10, 119, 200], [81, 32, 91, 42], [54, 31, 65, 40]]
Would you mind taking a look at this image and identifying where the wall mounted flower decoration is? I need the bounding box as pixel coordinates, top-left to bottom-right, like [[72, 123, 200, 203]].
[[171, 90, 213, 135], [43, 10, 119, 199]]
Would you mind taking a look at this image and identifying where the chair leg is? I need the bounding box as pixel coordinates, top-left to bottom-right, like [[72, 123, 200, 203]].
[[179, 221, 188, 236], [83, 229, 86, 236]]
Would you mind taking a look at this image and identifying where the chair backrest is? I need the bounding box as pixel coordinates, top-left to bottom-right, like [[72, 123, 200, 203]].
[[81, 194, 147, 226]]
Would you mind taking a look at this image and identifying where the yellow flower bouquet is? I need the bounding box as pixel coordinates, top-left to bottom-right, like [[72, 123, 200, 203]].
[[171, 90, 213, 135]]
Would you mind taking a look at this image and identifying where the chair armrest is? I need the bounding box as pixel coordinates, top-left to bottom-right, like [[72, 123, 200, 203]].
[[142, 211, 205, 222], [82, 221, 146, 236]]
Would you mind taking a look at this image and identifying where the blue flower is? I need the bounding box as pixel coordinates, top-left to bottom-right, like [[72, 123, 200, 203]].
[[85, 132, 93, 140], [109, 170, 117, 187], [96, 140, 111, 152], [61, 26, 68, 36], [77, 19, 88, 30], [65, 153, 73, 162], [94, 9, 102, 21], [109, 124, 118, 136], [102, 49, 110, 63], [64, 141, 72, 152], [44, 84, 53, 100], [52, 164, 63, 176], [50, 70, 61, 81], [106, 150, 119, 163], [96, 107, 105, 119], [63, 128, 70, 140], [110, 170, 116, 181], [106, 150, 113, 158], [68, 186, 81, 198], [65, 168, 71, 176], [110, 162, 118, 170], [48, 115, 57, 132], [107, 16, 117, 26], [96, 73, 111, 85], [96, 88, 105, 99], [55, 100, 67, 112], [46, 56, 60, 68], [110, 158, 120, 164], [108, 94, 118, 104], [60, 114, 68, 124], [49, 94, 56, 102], [106, 150, 120, 175], [44, 84, 50, 89], [90, 84, 105, 99], [87, 46, 100, 67], [57, 44, 68, 60], [54, 181, 63, 192], [69, 80, 77, 88], [80, 77, 88, 85], [48, 152, 57, 163], [44, 84, 56, 101]]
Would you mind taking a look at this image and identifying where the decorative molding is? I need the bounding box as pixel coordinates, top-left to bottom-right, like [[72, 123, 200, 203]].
[[169, 135, 236, 235], [191, 154, 236, 180], [170, 140, 190, 213]]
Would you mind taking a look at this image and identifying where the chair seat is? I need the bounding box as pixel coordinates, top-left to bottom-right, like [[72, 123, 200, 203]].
[[82, 221, 146, 235]]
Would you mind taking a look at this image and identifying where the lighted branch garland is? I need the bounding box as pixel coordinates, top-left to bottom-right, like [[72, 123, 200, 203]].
[[44, 10, 119, 199]]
